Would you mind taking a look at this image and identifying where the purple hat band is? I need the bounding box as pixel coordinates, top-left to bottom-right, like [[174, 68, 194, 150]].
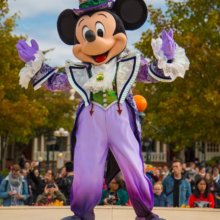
[[73, 0, 116, 16]]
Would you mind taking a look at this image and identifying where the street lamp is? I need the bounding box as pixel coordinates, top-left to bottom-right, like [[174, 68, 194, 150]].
[[54, 128, 69, 151], [46, 136, 56, 170], [38, 156, 43, 173], [144, 139, 152, 163], [53, 128, 69, 171]]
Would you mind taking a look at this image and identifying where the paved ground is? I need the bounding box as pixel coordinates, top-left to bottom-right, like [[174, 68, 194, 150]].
[[0, 206, 219, 220]]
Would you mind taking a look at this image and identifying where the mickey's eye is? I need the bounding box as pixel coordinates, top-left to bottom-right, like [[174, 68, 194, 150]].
[[82, 26, 89, 40], [96, 22, 105, 37]]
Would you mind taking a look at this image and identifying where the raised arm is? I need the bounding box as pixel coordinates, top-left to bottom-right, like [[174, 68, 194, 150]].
[[136, 29, 190, 83], [16, 39, 71, 91]]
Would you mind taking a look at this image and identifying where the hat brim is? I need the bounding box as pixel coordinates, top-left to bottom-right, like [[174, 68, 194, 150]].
[[73, 1, 115, 16]]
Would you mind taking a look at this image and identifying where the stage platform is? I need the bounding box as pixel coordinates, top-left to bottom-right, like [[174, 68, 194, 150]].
[[0, 206, 219, 220]]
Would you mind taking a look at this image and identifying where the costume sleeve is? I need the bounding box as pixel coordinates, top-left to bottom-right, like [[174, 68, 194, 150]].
[[136, 38, 189, 83], [18, 51, 71, 91]]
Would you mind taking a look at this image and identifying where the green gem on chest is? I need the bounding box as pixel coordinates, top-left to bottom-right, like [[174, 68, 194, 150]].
[[96, 72, 104, 81]]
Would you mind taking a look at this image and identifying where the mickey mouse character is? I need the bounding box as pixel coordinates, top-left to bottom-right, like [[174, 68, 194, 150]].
[[16, 0, 189, 220]]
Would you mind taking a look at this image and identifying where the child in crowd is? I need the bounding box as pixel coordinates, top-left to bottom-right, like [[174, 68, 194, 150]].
[[153, 182, 168, 207]]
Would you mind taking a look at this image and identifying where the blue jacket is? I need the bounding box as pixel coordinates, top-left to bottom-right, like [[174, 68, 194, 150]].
[[163, 174, 191, 207], [154, 193, 168, 207], [0, 175, 29, 206]]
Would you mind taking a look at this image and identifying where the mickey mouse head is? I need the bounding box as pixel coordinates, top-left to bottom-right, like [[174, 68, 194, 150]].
[[57, 0, 148, 65]]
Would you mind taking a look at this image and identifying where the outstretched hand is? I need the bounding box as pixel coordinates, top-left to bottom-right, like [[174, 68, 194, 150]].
[[16, 39, 39, 63], [161, 29, 176, 60]]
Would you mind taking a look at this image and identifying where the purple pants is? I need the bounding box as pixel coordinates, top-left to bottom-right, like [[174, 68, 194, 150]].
[[71, 103, 157, 220]]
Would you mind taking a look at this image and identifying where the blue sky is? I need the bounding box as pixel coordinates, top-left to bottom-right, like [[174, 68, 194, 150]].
[[8, 0, 168, 66]]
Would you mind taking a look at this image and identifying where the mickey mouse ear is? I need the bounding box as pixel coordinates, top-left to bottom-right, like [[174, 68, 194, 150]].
[[113, 0, 148, 30], [57, 9, 78, 45]]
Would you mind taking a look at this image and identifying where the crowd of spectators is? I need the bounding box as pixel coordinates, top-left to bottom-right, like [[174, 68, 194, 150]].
[[0, 161, 73, 206], [0, 158, 220, 209], [150, 159, 220, 208]]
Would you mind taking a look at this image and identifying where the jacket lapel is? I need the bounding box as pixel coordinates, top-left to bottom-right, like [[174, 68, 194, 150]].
[[65, 60, 91, 106], [116, 53, 141, 104]]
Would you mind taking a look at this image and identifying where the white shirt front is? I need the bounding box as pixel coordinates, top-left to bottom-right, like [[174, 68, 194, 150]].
[[84, 58, 117, 93]]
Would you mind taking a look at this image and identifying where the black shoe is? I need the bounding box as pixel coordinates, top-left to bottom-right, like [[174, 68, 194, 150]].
[[60, 216, 81, 220]]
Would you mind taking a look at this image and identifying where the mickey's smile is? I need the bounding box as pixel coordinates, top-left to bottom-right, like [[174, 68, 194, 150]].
[[92, 51, 109, 63]]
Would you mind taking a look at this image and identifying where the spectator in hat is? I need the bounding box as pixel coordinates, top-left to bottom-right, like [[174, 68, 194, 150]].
[[0, 164, 29, 206]]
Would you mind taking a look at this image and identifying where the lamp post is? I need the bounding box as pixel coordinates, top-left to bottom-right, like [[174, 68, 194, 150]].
[[54, 128, 69, 171], [46, 136, 56, 170], [38, 156, 43, 173], [145, 139, 152, 163]]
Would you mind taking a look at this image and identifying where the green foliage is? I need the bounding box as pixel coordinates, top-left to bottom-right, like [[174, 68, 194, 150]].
[[207, 156, 220, 167], [0, 169, 9, 177], [0, 1, 48, 144], [0, 0, 75, 163], [135, 0, 220, 148]]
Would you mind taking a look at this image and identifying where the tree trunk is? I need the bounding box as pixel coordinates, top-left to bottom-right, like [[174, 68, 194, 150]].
[[0, 136, 1, 170], [1, 134, 9, 169]]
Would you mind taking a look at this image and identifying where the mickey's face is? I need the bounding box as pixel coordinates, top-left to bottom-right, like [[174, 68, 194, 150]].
[[73, 11, 127, 65], [57, 0, 148, 65]]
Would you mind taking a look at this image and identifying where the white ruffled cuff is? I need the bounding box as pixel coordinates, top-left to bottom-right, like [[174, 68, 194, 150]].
[[19, 51, 44, 89], [151, 37, 190, 81]]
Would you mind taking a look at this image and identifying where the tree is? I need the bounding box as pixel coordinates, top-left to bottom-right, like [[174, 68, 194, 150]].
[[0, 0, 75, 168], [135, 0, 220, 150]]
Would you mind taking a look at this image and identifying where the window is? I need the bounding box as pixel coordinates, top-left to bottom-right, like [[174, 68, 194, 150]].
[[207, 143, 220, 152]]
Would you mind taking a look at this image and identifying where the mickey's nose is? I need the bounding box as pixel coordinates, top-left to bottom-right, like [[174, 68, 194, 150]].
[[85, 30, 96, 42]]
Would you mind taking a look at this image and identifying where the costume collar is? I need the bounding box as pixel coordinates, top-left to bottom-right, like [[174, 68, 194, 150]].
[[65, 51, 141, 106]]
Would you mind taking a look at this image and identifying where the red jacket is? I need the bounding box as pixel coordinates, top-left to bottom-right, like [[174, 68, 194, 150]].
[[189, 193, 215, 208]]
